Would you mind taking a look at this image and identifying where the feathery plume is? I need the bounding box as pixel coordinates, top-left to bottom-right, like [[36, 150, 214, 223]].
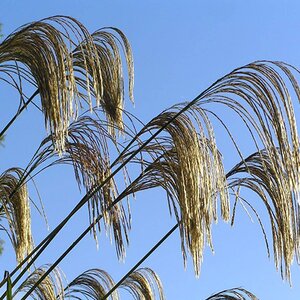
[[66, 269, 119, 300], [198, 61, 300, 280], [0, 168, 33, 264], [205, 287, 258, 300], [120, 107, 229, 277], [0, 16, 134, 154], [15, 265, 65, 300], [121, 268, 165, 300]]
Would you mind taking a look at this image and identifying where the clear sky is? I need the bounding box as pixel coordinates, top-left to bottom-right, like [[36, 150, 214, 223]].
[[1, 1, 300, 299]]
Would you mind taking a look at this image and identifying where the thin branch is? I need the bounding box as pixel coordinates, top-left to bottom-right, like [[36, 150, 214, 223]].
[[0, 89, 39, 139]]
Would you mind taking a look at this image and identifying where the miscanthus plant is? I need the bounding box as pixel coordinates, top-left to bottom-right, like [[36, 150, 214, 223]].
[[0, 16, 299, 300]]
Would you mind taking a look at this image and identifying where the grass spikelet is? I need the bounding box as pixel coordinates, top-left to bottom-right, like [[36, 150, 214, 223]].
[[66, 269, 119, 300], [148, 110, 228, 276], [122, 107, 229, 277], [0, 16, 134, 153], [0, 17, 78, 154], [20, 115, 130, 260], [60, 116, 130, 259], [28, 115, 130, 260], [227, 149, 297, 280], [0, 168, 33, 264], [121, 268, 165, 300], [205, 287, 258, 300], [15, 265, 65, 300], [198, 61, 300, 280], [70, 27, 134, 137]]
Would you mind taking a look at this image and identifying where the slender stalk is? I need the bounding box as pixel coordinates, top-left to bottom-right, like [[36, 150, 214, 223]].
[[101, 224, 178, 300], [0, 67, 230, 298], [0, 89, 39, 139]]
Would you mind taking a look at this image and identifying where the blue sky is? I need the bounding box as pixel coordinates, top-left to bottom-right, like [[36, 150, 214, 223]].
[[1, 1, 300, 299]]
